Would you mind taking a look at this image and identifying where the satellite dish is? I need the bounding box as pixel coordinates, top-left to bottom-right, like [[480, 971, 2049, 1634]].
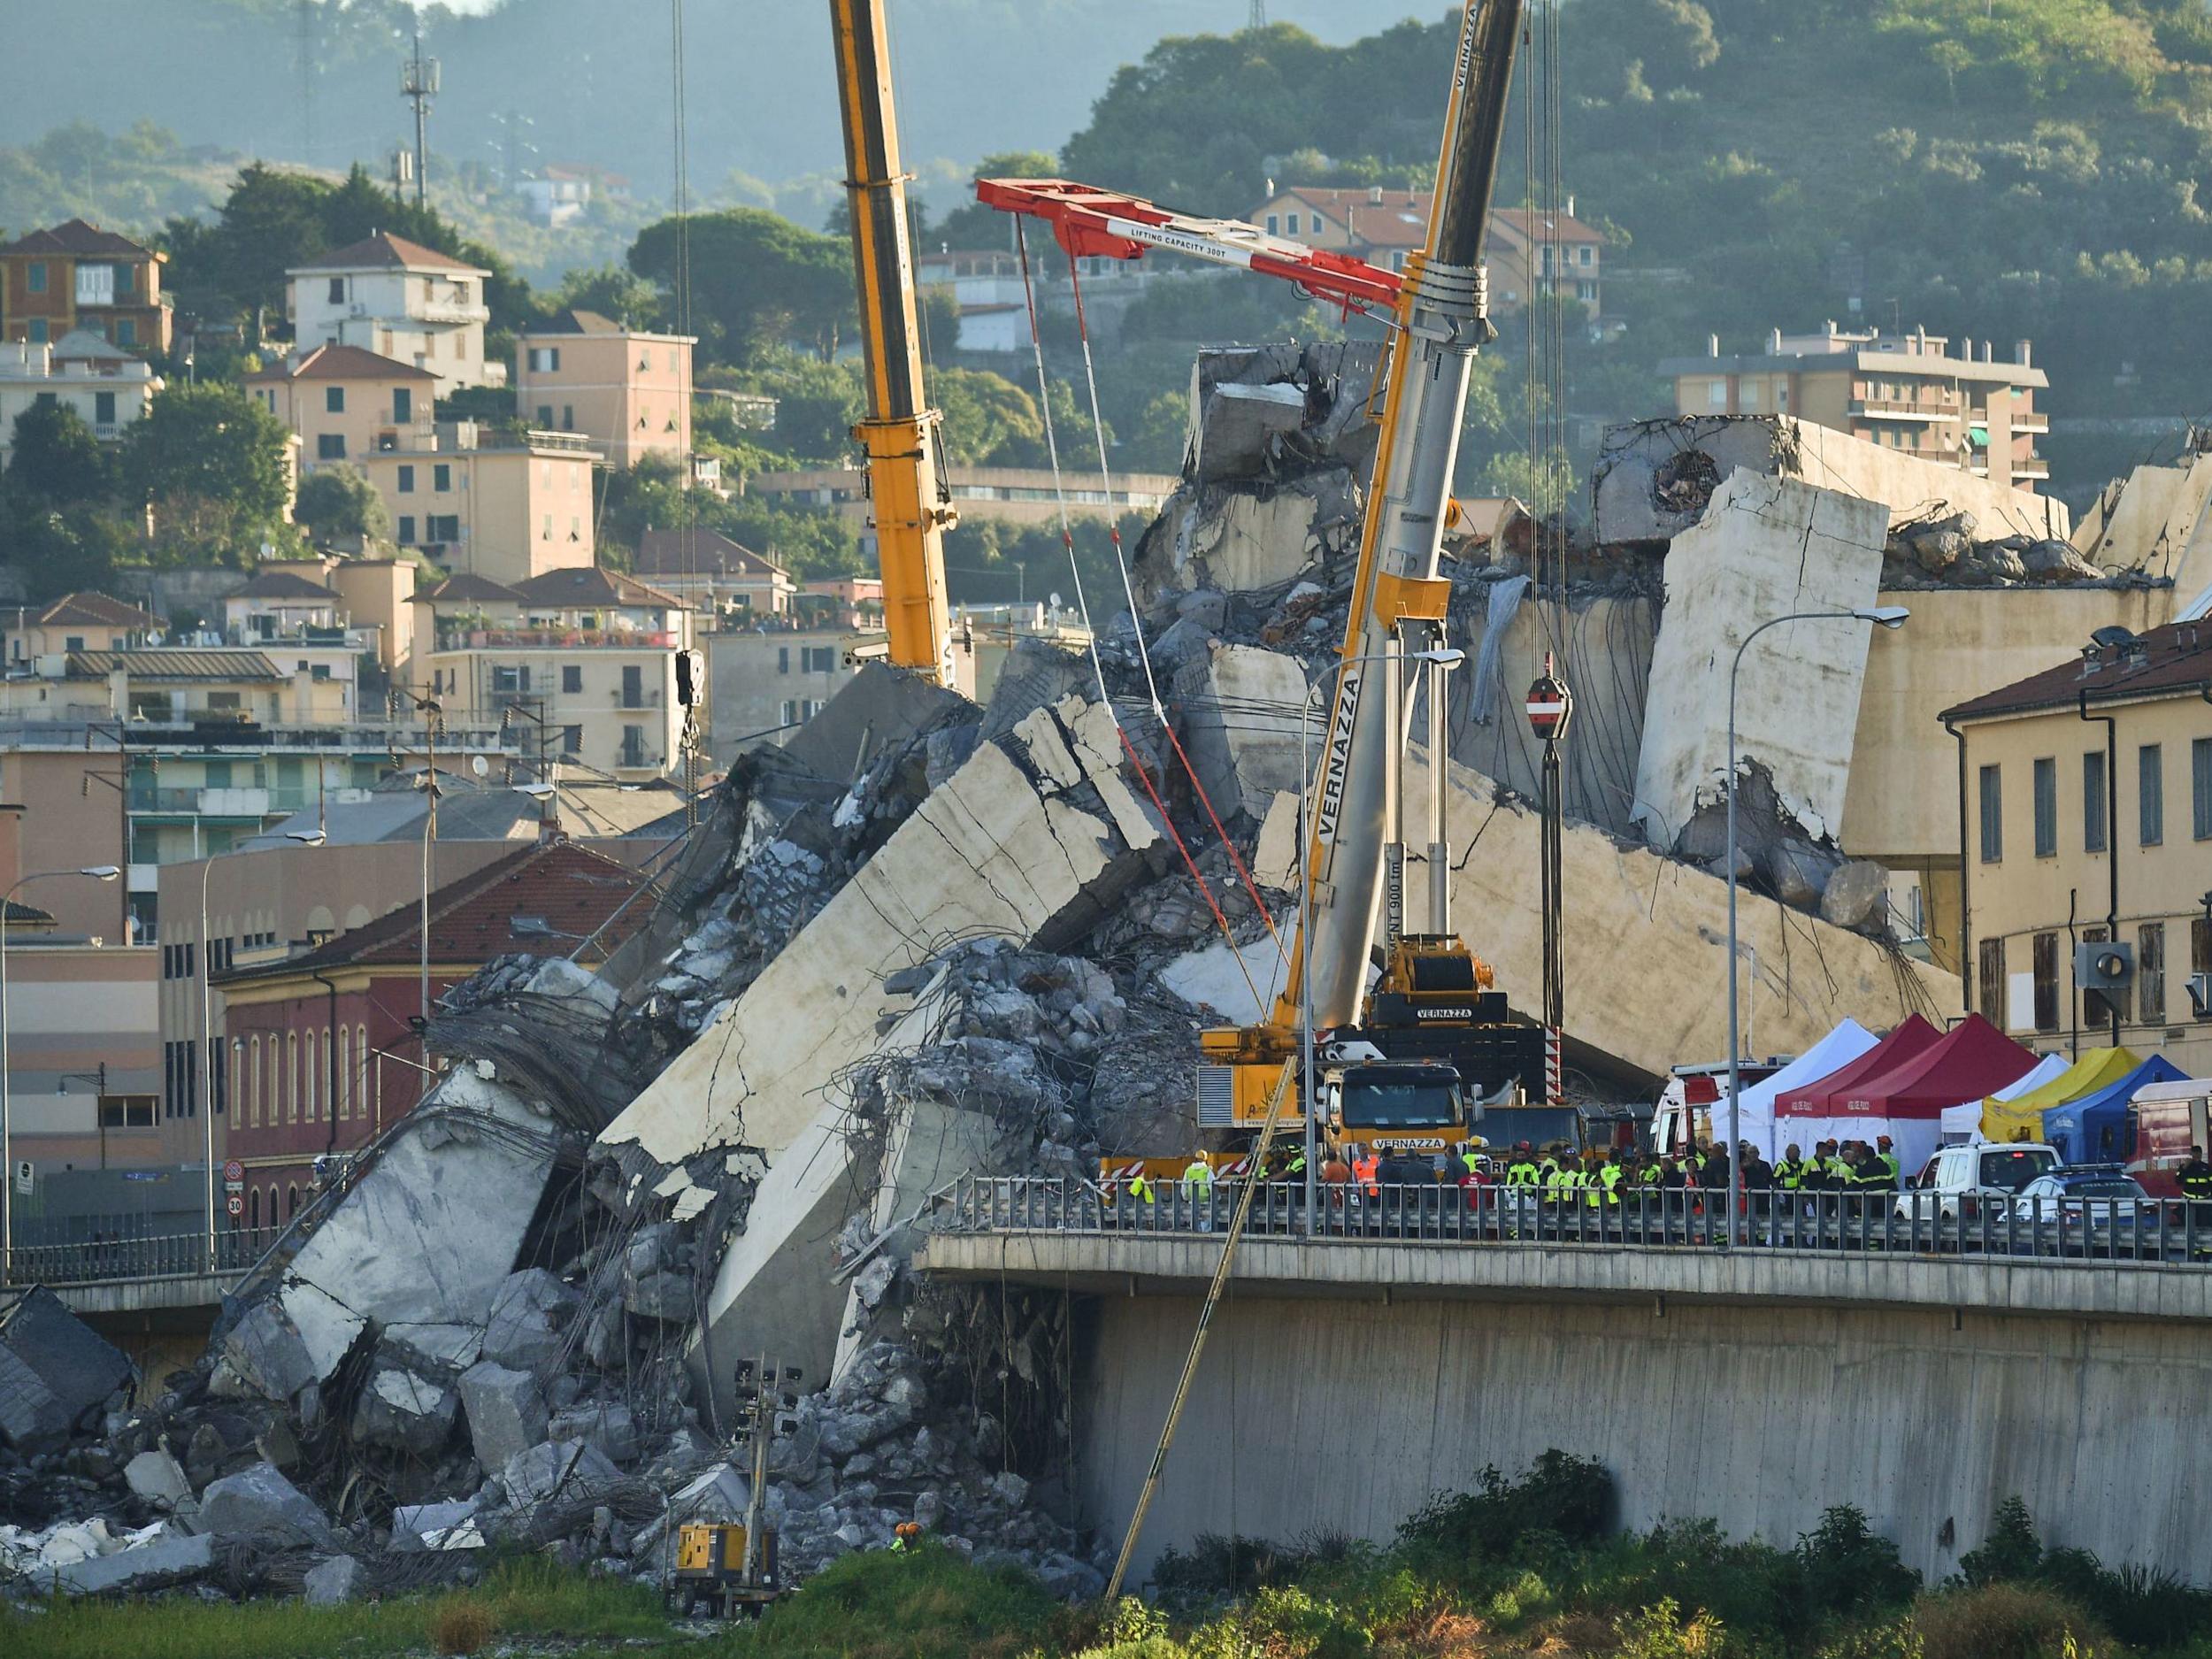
[[1048, 592, 1063, 611], [471, 755, 489, 779]]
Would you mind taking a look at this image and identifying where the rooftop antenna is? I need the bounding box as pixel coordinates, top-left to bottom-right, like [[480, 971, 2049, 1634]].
[[1248, 1, 1267, 27], [401, 30, 440, 212], [296, 0, 317, 163]]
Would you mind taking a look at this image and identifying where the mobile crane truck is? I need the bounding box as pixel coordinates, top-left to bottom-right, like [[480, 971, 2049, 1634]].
[[979, 0, 1557, 1179]]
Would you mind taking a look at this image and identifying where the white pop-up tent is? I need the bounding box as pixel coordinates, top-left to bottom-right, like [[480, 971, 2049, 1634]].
[[1939, 1053, 2068, 1146], [1728, 1019, 1879, 1159]]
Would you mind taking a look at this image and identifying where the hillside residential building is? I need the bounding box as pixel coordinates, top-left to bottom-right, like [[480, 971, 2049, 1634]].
[[748, 465, 1177, 534], [3, 591, 159, 664], [1944, 620, 2212, 1075], [0, 219, 173, 353], [0, 334, 163, 465], [704, 626, 870, 764], [354, 426, 600, 584], [213, 838, 649, 1214], [1245, 187, 1605, 318], [915, 249, 1182, 353], [513, 310, 694, 469], [0, 802, 162, 1206], [286, 233, 495, 391], [0, 695, 514, 944], [246, 343, 437, 467], [517, 165, 626, 229], [634, 527, 793, 617], [420, 566, 697, 780], [1663, 324, 2051, 490]]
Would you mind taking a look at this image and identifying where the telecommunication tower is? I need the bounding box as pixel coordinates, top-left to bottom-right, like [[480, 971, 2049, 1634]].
[[401, 32, 441, 211]]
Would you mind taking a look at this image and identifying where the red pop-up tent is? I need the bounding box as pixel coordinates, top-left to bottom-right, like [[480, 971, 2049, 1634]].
[[1839, 1013, 2036, 1119], [1779, 1014, 2038, 1175], [1774, 1014, 1941, 1118]]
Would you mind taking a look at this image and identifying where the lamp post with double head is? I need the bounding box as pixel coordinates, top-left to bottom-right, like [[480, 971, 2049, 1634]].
[[1725, 606, 1909, 1240], [1294, 643, 1466, 1233], [1, 864, 121, 1272]]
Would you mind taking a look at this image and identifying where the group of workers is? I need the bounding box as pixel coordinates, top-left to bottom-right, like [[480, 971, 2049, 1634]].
[[1115, 1134, 1914, 1214]]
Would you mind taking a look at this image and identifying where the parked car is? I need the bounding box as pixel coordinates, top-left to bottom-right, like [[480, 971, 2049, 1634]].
[[1896, 1141, 2062, 1226], [2007, 1168, 2162, 1256]]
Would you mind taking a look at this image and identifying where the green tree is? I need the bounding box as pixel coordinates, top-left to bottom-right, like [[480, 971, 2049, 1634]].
[[293, 469, 390, 542], [628, 208, 854, 364], [932, 367, 1045, 465], [4, 401, 110, 505], [1125, 389, 1193, 474], [120, 383, 296, 564], [546, 264, 667, 330], [0, 499, 132, 603]]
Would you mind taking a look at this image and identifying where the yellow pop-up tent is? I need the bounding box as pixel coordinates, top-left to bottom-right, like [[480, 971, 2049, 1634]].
[[1980, 1046, 2139, 1144]]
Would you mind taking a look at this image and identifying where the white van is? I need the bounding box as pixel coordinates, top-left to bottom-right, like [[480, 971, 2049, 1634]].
[[1896, 1141, 2062, 1223]]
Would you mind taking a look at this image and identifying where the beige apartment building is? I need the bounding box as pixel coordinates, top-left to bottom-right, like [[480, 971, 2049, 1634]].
[[513, 310, 694, 469], [634, 527, 793, 618], [286, 233, 495, 391], [420, 566, 697, 780], [1945, 620, 2212, 1074], [354, 427, 599, 584], [246, 343, 436, 467], [3, 591, 158, 664], [1665, 324, 2051, 489]]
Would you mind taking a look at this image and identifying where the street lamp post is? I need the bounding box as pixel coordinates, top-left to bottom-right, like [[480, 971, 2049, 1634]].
[[201, 830, 324, 1269], [1, 865, 121, 1273], [1725, 606, 1908, 1241], [1294, 644, 1465, 1234]]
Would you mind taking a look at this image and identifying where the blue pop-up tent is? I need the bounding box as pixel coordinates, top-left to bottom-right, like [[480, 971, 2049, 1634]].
[[2041, 1055, 2192, 1164]]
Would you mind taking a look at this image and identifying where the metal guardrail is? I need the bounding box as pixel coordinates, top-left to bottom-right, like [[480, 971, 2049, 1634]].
[[933, 1179, 2212, 1266], [2, 1225, 284, 1287]]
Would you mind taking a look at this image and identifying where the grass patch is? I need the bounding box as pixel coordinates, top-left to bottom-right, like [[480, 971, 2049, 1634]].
[[708, 1540, 1065, 1659], [0, 1555, 670, 1659]]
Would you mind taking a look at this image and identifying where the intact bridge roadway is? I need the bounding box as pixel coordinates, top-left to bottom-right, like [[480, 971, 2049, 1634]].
[[916, 1179, 2212, 1589]]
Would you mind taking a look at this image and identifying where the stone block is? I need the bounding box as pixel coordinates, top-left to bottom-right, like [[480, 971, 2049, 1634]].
[[1820, 860, 1893, 933], [199, 1461, 334, 1549], [391, 1498, 478, 1548], [303, 1554, 364, 1606], [0, 1286, 134, 1455], [218, 1301, 320, 1405], [457, 1361, 548, 1475]]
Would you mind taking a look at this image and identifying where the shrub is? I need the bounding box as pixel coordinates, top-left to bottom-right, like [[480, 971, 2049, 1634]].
[[1151, 1532, 1311, 1601], [1911, 1582, 2106, 1659], [1613, 1598, 1729, 1658], [1961, 1497, 2044, 1587], [430, 1598, 496, 1656], [1795, 1506, 1921, 1622], [1394, 1451, 1614, 1578]]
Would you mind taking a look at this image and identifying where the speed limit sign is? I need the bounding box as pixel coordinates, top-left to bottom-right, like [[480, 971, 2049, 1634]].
[[226, 1194, 244, 1218]]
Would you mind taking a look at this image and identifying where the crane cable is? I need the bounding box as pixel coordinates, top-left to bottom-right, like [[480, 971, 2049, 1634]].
[[1011, 220, 1263, 1011], [1064, 250, 1286, 969]]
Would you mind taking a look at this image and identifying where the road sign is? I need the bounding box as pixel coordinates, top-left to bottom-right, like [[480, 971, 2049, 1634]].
[[223, 1160, 244, 1183], [12, 1160, 29, 1197], [226, 1194, 244, 1219]]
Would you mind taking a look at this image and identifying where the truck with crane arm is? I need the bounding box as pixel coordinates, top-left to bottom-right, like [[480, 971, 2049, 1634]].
[[977, 0, 1558, 1172]]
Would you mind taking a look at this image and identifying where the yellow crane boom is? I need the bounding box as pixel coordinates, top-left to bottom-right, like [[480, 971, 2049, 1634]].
[[829, 0, 956, 685]]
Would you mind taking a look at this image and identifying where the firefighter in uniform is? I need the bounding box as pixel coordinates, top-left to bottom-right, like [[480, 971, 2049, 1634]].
[[1874, 1135, 1902, 1188], [1126, 1170, 1156, 1230], [2178, 1144, 2212, 1254], [1183, 1156, 1215, 1232]]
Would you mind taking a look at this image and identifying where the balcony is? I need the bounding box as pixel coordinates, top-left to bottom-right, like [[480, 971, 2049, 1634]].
[[419, 300, 491, 326], [1849, 397, 1961, 422], [436, 627, 682, 651]]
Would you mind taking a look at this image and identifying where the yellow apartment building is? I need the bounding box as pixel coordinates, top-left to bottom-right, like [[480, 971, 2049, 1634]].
[[1945, 619, 2212, 1074], [513, 310, 694, 469]]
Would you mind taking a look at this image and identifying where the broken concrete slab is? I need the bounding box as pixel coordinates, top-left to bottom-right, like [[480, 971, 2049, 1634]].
[[547, 1401, 637, 1464], [1819, 859, 1893, 932], [0, 1286, 134, 1455], [1418, 749, 1960, 1083], [349, 1371, 457, 1460], [280, 1068, 560, 1335], [1592, 415, 2070, 546], [123, 1448, 193, 1509], [303, 1553, 365, 1606], [457, 1360, 548, 1473], [1633, 472, 1889, 849], [391, 1498, 478, 1548], [481, 1269, 582, 1383], [1188, 341, 1383, 483], [1172, 643, 1315, 823], [500, 1439, 623, 1509], [199, 1461, 334, 1549], [216, 1300, 320, 1404], [32, 1529, 216, 1596], [1250, 790, 1302, 889], [599, 695, 1162, 1170]]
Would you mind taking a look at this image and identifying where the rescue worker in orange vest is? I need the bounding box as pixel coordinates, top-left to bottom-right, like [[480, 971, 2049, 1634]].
[[1353, 1148, 1381, 1199]]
